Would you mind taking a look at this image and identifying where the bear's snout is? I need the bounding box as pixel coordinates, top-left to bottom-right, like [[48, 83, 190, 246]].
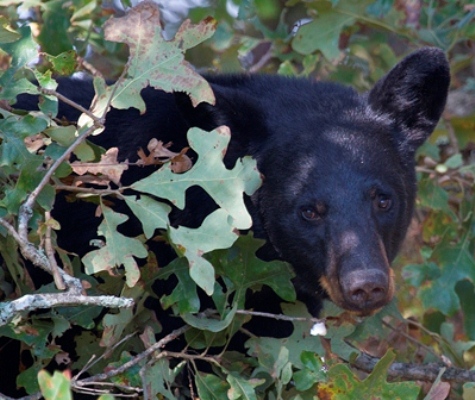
[[340, 269, 392, 314]]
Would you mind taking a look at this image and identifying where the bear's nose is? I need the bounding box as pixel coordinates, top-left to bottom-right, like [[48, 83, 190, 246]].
[[340, 269, 389, 312]]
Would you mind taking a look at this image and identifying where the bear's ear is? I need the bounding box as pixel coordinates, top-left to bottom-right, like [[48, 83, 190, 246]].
[[368, 47, 450, 151]]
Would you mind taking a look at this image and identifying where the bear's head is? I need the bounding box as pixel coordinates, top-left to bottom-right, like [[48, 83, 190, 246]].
[[180, 48, 450, 316]]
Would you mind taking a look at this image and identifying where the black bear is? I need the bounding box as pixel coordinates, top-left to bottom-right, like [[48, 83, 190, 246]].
[[1, 46, 449, 398], [16, 47, 449, 318]]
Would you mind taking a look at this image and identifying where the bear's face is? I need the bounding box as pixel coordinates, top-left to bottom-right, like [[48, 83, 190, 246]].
[[209, 47, 450, 315], [254, 118, 414, 314]]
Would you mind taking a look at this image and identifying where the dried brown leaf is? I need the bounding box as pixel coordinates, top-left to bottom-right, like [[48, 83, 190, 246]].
[[137, 138, 192, 172], [24, 133, 45, 153], [425, 380, 451, 400], [71, 147, 128, 185]]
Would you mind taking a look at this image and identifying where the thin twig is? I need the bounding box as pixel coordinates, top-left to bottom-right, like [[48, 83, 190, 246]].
[[0, 216, 83, 293], [74, 331, 138, 382], [38, 87, 100, 123], [0, 218, 23, 244], [249, 45, 274, 73], [158, 351, 222, 369], [0, 392, 42, 400], [444, 118, 460, 155], [236, 309, 324, 324], [54, 183, 123, 197], [44, 211, 66, 290], [77, 56, 103, 78], [74, 324, 191, 387], [382, 320, 441, 360]]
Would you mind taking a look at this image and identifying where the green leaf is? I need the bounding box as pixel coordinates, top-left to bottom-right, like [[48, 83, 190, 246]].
[[210, 233, 296, 307], [227, 373, 263, 400], [292, 13, 354, 60], [439, 322, 475, 365], [44, 50, 78, 75], [37, 0, 73, 56], [17, 365, 41, 394], [100, 308, 134, 348], [420, 240, 475, 315], [159, 258, 200, 314], [195, 372, 230, 400], [463, 382, 475, 400], [246, 302, 324, 370], [168, 209, 238, 295], [133, 126, 261, 230], [184, 325, 230, 350], [0, 25, 38, 100], [418, 176, 451, 212], [38, 370, 72, 400], [251, 345, 292, 397], [72, 331, 104, 374], [108, 351, 143, 387], [82, 205, 148, 287], [402, 262, 440, 287], [293, 351, 327, 391], [456, 280, 475, 340], [348, 301, 402, 343], [182, 304, 237, 332], [33, 69, 59, 116], [326, 321, 358, 360], [0, 16, 21, 43], [142, 358, 185, 400], [444, 153, 463, 169], [124, 195, 170, 239], [420, 279, 461, 316], [44, 126, 78, 147]]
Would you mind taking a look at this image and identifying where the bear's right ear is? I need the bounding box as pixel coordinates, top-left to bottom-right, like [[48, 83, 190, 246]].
[[368, 47, 450, 151]]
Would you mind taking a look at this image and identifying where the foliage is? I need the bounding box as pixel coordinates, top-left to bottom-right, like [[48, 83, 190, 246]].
[[0, 0, 473, 399]]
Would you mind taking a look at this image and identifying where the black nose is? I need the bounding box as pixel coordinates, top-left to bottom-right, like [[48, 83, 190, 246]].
[[340, 269, 389, 311]]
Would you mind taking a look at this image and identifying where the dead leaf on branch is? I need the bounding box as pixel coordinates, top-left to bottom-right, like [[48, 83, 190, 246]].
[[137, 138, 192, 173], [24, 133, 46, 153], [71, 147, 128, 186]]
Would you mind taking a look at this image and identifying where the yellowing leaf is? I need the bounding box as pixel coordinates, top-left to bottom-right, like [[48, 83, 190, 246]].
[[84, 0, 216, 122], [38, 370, 72, 400], [318, 350, 420, 400]]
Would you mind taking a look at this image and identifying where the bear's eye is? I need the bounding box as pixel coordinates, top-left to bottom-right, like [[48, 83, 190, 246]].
[[374, 193, 392, 211], [300, 204, 325, 221], [301, 207, 318, 221]]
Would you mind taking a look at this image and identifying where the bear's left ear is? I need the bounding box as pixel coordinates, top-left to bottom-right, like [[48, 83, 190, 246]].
[[368, 47, 450, 151]]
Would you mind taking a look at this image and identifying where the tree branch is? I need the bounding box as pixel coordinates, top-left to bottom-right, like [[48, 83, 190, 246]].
[[19, 123, 101, 243], [352, 352, 475, 383], [0, 293, 134, 326]]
